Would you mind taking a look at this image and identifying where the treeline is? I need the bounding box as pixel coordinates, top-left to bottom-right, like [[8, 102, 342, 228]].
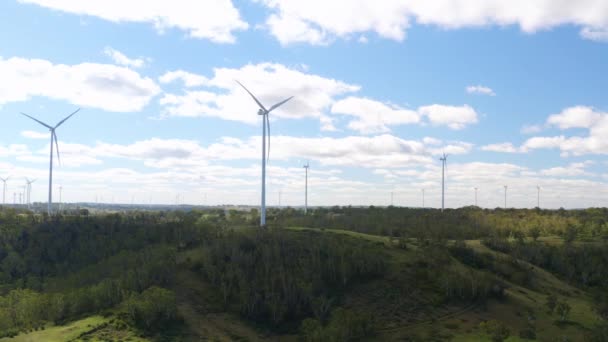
[[270, 206, 608, 240]]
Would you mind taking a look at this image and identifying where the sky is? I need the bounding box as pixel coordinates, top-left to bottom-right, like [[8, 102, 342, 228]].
[[1, 0, 608, 209]]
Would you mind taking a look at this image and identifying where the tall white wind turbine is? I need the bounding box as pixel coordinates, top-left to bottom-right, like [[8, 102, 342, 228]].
[[504, 185, 508, 209], [236, 81, 294, 227], [0, 177, 8, 205], [21, 108, 80, 215], [303, 161, 309, 214], [536, 185, 540, 208], [439, 153, 448, 212]]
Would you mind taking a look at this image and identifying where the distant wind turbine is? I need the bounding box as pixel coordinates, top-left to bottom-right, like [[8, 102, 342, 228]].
[[21, 108, 80, 215], [237, 81, 294, 227], [422, 189, 425, 208], [474, 187, 478, 207], [504, 185, 508, 209], [536, 185, 540, 208], [0, 176, 8, 205], [439, 153, 448, 212], [303, 161, 309, 214], [25, 178, 36, 209]]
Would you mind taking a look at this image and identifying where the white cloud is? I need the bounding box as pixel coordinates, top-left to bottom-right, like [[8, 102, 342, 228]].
[[160, 63, 360, 125], [520, 124, 543, 134], [19, 0, 249, 43], [547, 106, 602, 129], [21, 130, 50, 140], [257, 0, 608, 45], [481, 142, 520, 153], [331, 97, 420, 134], [331, 97, 479, 133], [159, 70, 208, 87], [103, 47, 147, 68], [418, 104, 479, 130], [466, 85, 495, 96], [523, 106, 608, 156], [540, 161, 594, 177], [0, 56, 160, 112], [580, 26, 608, 42]]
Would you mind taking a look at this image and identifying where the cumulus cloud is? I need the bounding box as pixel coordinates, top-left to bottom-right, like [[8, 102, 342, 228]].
[[256, 0, 608, 45], [159, 70, 208, 87], [331, 97, 420, 133], [418, 104, 478, 130], [160, 63, 360, 125], [466, 85, 495, 96], [103, 47, 147, 68], [21, 130, 50, 140], [19, 0, 248, 43], [481, 142, 520, 153], [523, 106, 608, 155], [539, 161, 594, 177], [0, 56, 160, 112]]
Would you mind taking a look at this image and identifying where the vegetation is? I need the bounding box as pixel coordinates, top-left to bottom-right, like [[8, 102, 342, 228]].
[[0, 205, 606, 341]]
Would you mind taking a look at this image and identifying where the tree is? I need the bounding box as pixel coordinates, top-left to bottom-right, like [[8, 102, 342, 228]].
[[529, 226, 541, 241], [556, 301, 571, 322], [546, 294, 558, 314], [481, 320, 510, 342]]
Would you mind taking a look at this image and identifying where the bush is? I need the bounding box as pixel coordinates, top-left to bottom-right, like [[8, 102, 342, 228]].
[[124, 287, 178, 331]]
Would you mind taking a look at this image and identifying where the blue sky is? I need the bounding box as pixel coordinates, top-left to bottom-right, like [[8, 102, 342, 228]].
[[1, 0, 608, 208]]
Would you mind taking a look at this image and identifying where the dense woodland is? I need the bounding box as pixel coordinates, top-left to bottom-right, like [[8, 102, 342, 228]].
[[0, 206, 607, 340]]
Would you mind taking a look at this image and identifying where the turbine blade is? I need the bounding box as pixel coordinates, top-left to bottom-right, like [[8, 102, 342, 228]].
[[55, 108, 80, 128], [266, 114, 270, 163], [235, 81, 267, 112], [21, 112, 52, 129], [267, 96, 294, 113], [53, 131, 61, 166]]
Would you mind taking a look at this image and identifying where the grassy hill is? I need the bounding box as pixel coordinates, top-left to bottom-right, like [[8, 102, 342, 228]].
[[1, 208, 607, 341]]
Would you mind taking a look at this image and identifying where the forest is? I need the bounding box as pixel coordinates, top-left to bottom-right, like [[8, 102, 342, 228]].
[[0, 205, 607, 341]]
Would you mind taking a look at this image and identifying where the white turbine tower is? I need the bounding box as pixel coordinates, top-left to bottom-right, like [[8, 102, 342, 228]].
[[439, 153, 448, 212], [21, 108, 80, 215], [237, 81, 294, 227], [504, 185, 508, 209], [536, 185, 540, 208], [421, 189, 425, 208], [303, 161, 309, 214], [474, 187, 478, 207], [0, 176, 8, 205], [25, 178, 36, 209]]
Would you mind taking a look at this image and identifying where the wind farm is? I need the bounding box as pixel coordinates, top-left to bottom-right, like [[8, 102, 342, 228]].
[[1, 2, 608, 342]]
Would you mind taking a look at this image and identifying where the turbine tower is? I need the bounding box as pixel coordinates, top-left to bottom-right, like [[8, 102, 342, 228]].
[[422, 189, 425, 208], [0, 176, 8, 205], [237, 81, 293, 227], [25, 178, 36, 209], [303, 161, 309, 214], [439, 153, 448, 212], [21, 108, 80, 215], [504, 185, 508, 209], [536, 185, 540, 208], [474, 187, 478, 207]]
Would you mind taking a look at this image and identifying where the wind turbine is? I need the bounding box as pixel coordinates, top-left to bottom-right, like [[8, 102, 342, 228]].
[[0, 176, 8, 205], [21, 108, 80, 215], [237, 81, 294, 227], [25, 178, 36, 209], [504, 185, 508, 209], [421, 189, 425, 208], [474, 187, 478, 207], [439, 153, 448, 212], [536, 185, 540, 208], [303, 161, 309, 214]]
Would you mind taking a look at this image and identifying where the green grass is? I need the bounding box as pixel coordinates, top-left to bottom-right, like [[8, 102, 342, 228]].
[[1, 316, 108, 342], [0, 316, 150, 342]]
